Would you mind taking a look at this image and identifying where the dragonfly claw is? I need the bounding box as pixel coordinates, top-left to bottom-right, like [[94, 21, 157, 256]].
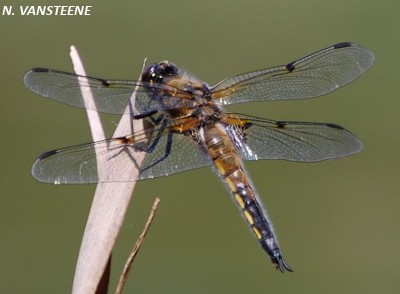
[[271, 255, 293, 273]]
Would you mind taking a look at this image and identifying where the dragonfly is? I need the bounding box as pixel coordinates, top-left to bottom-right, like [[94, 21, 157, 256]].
[[24, 42, 374, 272]]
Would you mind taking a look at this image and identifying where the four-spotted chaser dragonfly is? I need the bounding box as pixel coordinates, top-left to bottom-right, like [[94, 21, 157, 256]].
[[24, 42, 374, 272]]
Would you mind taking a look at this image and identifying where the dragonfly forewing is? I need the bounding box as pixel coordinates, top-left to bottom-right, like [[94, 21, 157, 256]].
[[211, 42, 374, 105], [23, 68, 191, 115]]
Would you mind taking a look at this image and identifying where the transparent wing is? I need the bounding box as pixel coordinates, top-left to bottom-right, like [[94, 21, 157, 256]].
[[23, 68, 189, 115], [226, 114, 363, 162], [211, 42, 374, 104], [32, 121, 212, 184]]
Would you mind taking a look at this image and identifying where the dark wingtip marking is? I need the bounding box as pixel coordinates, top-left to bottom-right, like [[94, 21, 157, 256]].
[[325, 123, 345, 130], [285, 62, 295, 72], [30, 68, 50, 73], [36, 149, 59, 161], [334, 42, 352, 49]]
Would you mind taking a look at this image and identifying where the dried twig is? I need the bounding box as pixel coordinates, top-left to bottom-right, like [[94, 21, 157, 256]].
[[115, 198, 161, 294], [70, 47, 147, 294]]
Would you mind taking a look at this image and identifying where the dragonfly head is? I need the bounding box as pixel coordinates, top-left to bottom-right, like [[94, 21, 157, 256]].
[[142, 60, 179, 84]]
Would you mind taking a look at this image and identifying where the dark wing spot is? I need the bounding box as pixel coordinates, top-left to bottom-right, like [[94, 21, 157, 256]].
[[285, 62, 295, 72], [101, 79, 111, 87], [325, 123, 345, 130], [333, 42, 352, 49], [113, 136, 137, 144], [36, 149, 59, 160], [243, 122, 253, 129], [276, 121, 287, 129], [31, 68, 50, 73]]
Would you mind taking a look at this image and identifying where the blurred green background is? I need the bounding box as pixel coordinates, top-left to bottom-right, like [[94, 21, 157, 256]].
[[1, 0, 399, 293]]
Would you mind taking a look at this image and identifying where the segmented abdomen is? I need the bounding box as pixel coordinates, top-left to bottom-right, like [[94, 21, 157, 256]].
[[203, 123, 292, 272]]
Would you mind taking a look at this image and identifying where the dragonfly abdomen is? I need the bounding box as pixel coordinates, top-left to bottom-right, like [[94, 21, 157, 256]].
[[203, 124, 292, 272]]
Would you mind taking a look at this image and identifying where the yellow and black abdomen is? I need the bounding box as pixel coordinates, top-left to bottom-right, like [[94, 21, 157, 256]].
[[203, 123, 292, 272]]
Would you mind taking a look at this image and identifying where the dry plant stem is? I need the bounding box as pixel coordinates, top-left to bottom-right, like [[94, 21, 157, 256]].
[[96, 256, 111, 294], [70, 46, 147, 294], [115, 198, 161, 294]]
